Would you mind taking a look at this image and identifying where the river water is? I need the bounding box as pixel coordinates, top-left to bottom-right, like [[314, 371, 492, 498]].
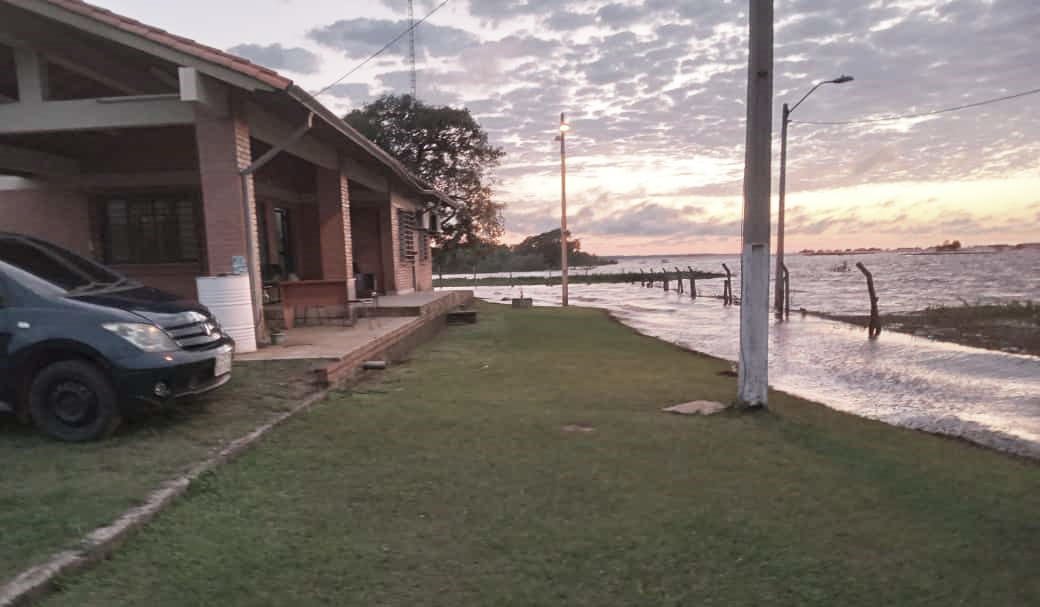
[[442, 249, 1040, 457], [449, 249, 1040, 315]]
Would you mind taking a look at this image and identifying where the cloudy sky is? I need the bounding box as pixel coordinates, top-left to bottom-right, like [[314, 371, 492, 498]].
[[94, 0, 1040, 254]]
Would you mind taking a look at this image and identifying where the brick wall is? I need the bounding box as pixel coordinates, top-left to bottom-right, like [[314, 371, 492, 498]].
[[388, 190, 434, 293], [0, 187, 93, 256], [316, 166, 354, 298], [81, 126, 198, 174], [415, 217, 434, 291], [350, 206, 383, 294], [293, 202, 323, 280], [388, 196, 412, 294], [111, 263, 201, 300]]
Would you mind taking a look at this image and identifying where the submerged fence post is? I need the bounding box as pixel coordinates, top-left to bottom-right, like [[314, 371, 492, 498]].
[[662, 268, 669, 291], [722, 263, 733, 305], [639, 269, 645, 286], [688, 266, 697, 299], [856, 262, 881, 338], [674, 267, 683, 294], [782, 263, 790, 319]]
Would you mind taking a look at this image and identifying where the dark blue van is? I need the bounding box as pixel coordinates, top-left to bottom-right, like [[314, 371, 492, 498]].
[[0, 232, 234, 441]]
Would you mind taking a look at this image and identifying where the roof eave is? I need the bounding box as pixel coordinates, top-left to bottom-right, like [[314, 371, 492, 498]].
[[286, 85, 457, 208]]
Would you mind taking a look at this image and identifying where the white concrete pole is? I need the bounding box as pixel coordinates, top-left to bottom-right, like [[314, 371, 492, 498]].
[[559, 112, 569, 307], [737, 0, 774, 407]]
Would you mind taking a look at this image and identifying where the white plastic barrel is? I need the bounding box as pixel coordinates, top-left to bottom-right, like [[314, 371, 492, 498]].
[[195, 274, 257, 353]]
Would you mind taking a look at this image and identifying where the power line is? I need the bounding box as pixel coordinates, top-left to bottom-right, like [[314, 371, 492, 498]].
[[408, 0, 417, 99], [313, 0, 451, 97], [793, 86, 1040, 126]]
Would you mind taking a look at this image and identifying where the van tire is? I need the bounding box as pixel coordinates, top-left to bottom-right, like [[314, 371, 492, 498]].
[[29, 360, 122, 442]]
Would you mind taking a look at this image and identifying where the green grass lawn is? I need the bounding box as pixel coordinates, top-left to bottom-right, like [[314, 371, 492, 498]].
[[41, 303, 1040, 606], [0, 359, 320, 577]]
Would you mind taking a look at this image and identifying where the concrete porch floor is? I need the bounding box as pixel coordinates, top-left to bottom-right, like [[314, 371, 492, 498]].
[[373, 291, 447, 307], [235, 317, 416, 362], [239, 290, 474, 384]]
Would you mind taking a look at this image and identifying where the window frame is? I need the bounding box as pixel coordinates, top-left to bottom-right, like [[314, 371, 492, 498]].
[[99, 193, 202, 265], [397, 208, 418, 262]]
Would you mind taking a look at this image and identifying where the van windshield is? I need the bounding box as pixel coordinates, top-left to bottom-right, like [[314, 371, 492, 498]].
[[0, 237, 125, 293]]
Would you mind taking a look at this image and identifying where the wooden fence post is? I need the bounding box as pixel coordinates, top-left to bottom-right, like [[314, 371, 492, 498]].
[[782, 263, 790, 319], [722, 263, 733, 305], [688, 266, 697, 299], [662, 268, 669, 291], [855, 262, 881, 338]]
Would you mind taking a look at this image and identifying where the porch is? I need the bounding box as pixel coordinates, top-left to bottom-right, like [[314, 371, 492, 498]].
[[239, 290, 473, 384], [0, 0, 447, 349], [263, 286, 471, 330]]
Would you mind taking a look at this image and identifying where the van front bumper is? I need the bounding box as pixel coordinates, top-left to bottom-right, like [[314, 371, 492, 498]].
[[111, 340, 234, 409]]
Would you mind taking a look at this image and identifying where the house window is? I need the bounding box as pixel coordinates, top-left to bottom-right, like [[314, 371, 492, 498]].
[[397, 209, 417, 262], [103, 196, 200, 264], [419, 226, 429, 261]]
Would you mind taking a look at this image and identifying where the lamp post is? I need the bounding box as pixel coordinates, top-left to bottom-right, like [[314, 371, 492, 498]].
[[774, 74, 853, 318], [556, 112, 570, 306]]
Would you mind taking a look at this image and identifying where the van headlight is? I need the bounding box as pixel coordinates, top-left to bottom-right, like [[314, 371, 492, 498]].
[[103, 323, 178, 352]]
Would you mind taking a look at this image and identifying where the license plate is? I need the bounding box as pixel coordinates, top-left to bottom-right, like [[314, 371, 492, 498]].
[[213, 348, 232, 377]]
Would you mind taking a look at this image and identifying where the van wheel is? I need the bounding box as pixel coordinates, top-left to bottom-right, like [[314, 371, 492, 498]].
[[29, 361, 122, 442]]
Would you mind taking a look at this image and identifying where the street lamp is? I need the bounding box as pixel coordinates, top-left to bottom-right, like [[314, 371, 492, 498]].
[[555, 112, 570, 306], [775, 74, 853, 318]]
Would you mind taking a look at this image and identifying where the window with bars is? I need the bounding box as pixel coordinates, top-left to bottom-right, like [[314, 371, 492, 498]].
[[103, 197, 200, 264], [397, 208, 417, 262], [419, 227, 429, 261]]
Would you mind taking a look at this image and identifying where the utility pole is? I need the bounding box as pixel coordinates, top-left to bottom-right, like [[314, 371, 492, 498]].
[[408, 0, 417, 98], [774, 75, 852, 317], [559, 112, 569, 306], [737, 0, 773, 407]]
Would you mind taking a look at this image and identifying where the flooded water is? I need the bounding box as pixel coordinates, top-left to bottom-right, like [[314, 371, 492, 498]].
[[445, 268, 1040, 458], [449, 249, 1040, 316]]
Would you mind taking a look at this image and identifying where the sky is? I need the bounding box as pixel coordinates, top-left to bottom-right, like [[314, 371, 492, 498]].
[[92, 0, 1040, 255]]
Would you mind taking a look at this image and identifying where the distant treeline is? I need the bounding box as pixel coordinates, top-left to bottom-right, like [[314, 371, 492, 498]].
[[435, 269, 725, 287], [434, 228, 617, 274]]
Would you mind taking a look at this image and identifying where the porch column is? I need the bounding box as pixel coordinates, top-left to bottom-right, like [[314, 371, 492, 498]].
[[316, 164, 356, 299], [195, 107, 257, 275], [194, 105, 265, 336]]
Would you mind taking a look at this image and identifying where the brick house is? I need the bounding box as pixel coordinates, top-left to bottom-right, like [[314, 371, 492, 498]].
[[0, 0, 450, 335]]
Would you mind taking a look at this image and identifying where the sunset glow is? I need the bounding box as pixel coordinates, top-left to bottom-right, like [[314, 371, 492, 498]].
[[91, 0, 1040, 255]]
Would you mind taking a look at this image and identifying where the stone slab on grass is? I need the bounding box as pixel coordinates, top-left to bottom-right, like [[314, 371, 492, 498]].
[[662, 400, 727, 416]]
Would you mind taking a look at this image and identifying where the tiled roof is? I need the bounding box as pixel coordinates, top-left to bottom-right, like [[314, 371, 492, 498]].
[[41, 0, 293, 90], [22, 0, 455, 207]]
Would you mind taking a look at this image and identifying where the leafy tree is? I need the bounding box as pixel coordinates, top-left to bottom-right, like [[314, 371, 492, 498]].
[[514, 228, 578, 269], [344, 94, 505, 247], [513, 228, 615, 269]]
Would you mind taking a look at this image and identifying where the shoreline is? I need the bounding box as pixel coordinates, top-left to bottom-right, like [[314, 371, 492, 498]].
[[594, 305, 1040, 461], [464, 293, 1040, 460], [812, 305, 1039, 357]]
